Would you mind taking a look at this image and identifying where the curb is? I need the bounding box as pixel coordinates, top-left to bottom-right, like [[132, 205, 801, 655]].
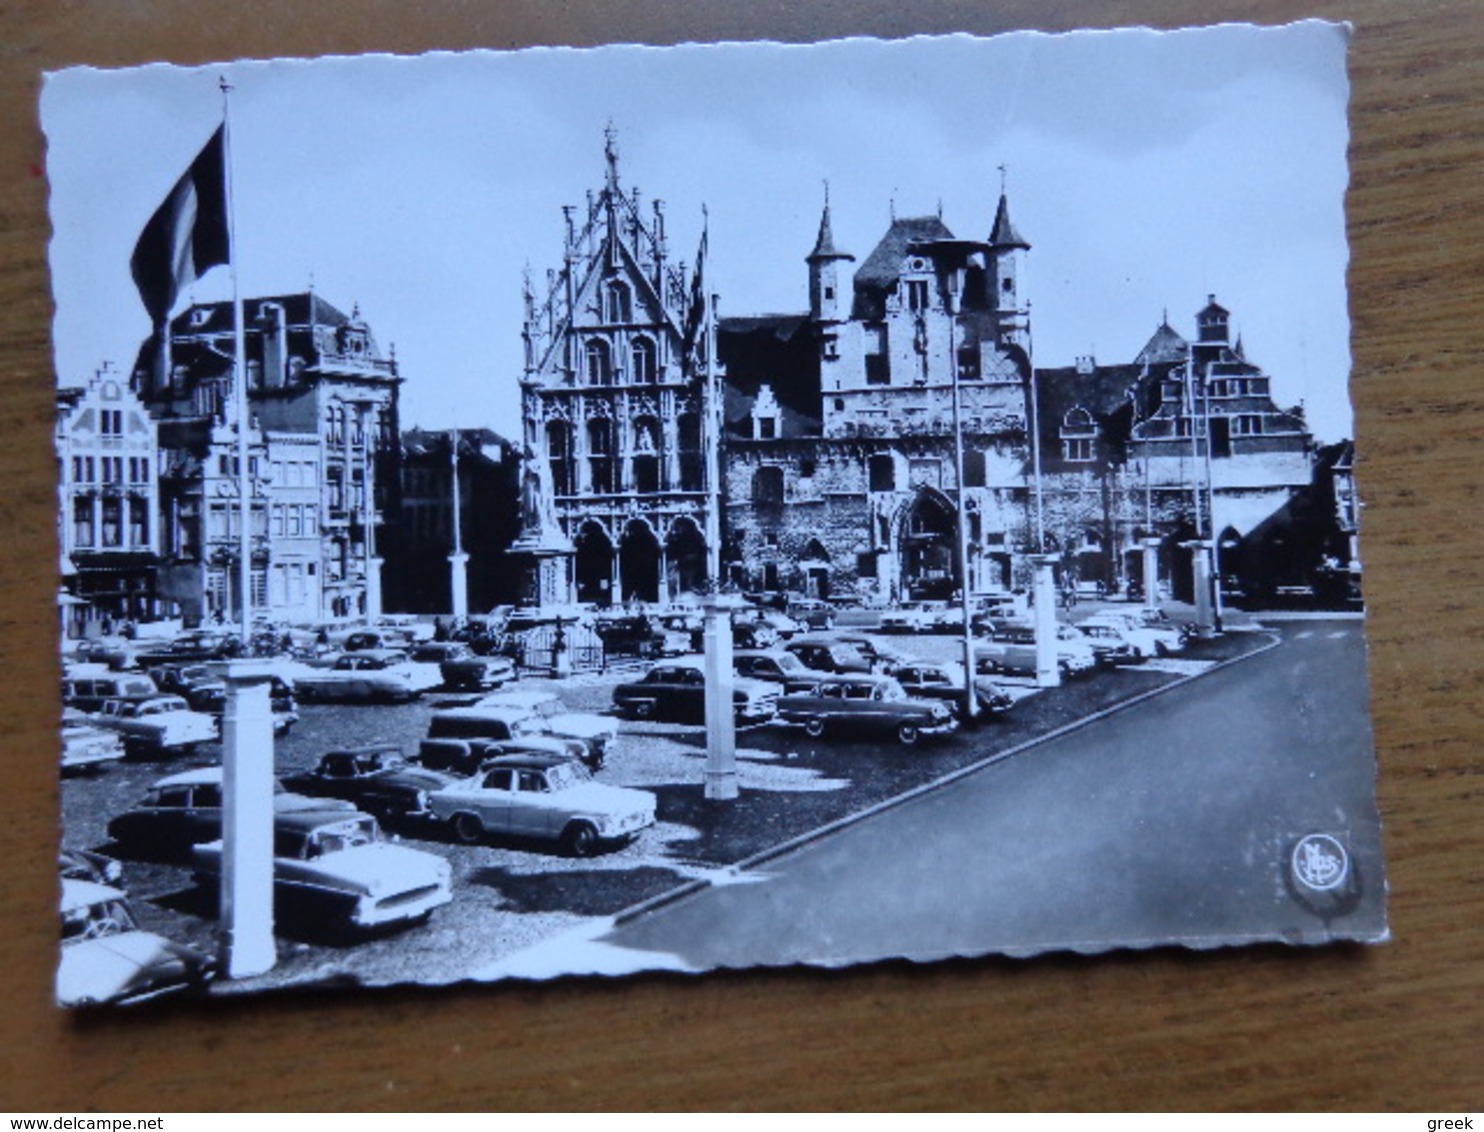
[[612, 629, 1286, 928]]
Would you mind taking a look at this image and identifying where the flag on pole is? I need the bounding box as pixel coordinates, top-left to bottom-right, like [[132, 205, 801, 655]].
[[130, 125, 230, 324]]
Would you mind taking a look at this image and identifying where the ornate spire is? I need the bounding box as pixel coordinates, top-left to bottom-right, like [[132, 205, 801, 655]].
[[988, 190, 1029, 250], [808, 181, 851, 262], [603, 121, 619, 190]]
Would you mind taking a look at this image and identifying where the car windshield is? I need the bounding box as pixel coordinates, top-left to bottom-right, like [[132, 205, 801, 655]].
[[62, 897, 139, 942], [304, 818, 378, 858], [545, 761, 591, 790]]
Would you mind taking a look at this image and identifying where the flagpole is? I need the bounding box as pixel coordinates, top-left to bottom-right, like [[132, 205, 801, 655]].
[[221, 77, 252, 644]]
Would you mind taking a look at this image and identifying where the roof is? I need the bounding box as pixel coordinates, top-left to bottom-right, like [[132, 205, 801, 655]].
[[807, 202, 853, 262], [987, 193, 1029, 250], [482, 752, 576, 771], [852, 216, 956, 320], [1134, 319, 1190, 366], [718, 314, 823, 438]]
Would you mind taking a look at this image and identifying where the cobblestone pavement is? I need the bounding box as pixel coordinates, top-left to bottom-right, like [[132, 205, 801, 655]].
[[57, 609, 1278, 997]]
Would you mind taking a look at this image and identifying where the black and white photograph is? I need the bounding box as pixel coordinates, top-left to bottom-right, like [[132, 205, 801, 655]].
[[42, 22, 1386, 1006]]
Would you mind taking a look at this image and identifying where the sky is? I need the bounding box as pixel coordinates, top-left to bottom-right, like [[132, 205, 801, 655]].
[[41, 22, 1354, 441]]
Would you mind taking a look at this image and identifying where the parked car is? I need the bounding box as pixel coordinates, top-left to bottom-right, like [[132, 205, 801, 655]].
[[731, 618, 780, 650], [785, 597, 837, 631], [426, 699, 608, 771], [1071, 621, 1143, 665], [822, 632, 914, 672], [592, 615, 689, 659], [1078, 614, 1164, 659], [280, 745, 460, 821], [165, 629, 243, 661], [747, 609, 803, 639], [429, 753, 656, 856], [783, 638, 872, 675], [58, 846, 124, 887], [1088, 611, 1186, 655], [418, 733, 588, 776], [890, 661, 1015, 719], [192, 810, 453, 931], [776, 674, 958, 746], [61, 708, 126, 774], [57, 879, 215, 1007], [732, 649, 827, 693], [408, 642, 517, 691], [146, 663, 226, 712], [611, 660, 780, 724], [292, 650, 428, 704], [107, 767, 355, 856], [92, 694, 219, 756], [974, 624, 1098, 679], [878, 601, 953, 634], [471, 689, 618, 768], [62, 673, 159, 714]]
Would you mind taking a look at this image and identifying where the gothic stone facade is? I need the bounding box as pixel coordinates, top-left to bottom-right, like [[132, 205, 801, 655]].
[[515, 134, 714, 607]]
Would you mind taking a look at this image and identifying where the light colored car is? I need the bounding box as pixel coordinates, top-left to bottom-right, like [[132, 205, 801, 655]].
[[878, 601, 951, 634], [61, 708, 125, 773], [408, 642, 517, 690], [57, 879, 215, 1007], [430, 753, 657, 856], [1088, 611, 1186, 655], [293, 650, 433, 703], [975, 624, 1098, 678], [470, 689, 618, 766], [92, 694, 218, 755], [193, 810, 452, 931], [1079, 615, 1165, 659]]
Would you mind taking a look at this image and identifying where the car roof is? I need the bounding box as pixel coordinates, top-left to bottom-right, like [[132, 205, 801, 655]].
[[151, 767, 223, 788], [273, 809, 375, 834], [476, 690, 558, 708], [812, 673, 895, 688], [481, 753, 573, 770], [59, 877, 126, 912], [435, 705, 527, 723]]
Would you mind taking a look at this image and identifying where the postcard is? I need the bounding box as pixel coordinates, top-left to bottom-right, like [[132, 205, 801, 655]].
[[44, 22, 1384, 1004]]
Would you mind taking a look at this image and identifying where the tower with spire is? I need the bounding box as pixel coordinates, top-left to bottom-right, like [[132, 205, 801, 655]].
[[807, 185, 854, 325], [514, 128, 714, 607], [987, 177, 1031, 357]]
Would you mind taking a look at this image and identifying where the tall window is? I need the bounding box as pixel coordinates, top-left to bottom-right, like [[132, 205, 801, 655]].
[[1060, 407, 1098, 462], [605, 280, 632, 324], [585, 339, 612, 386], [752, 465, 785, 506], [72, 498, 92, 547], [868, 454, 895, 492], [546, 421, 574, 496], [128, 498, 149, 546], [907, 279, 930, 311], [677, 413, 703, 492], [587, 418, 614, 494], [630, 337, 657, 384]]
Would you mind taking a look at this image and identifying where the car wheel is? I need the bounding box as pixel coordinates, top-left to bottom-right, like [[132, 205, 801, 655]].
[[631, 700, 655, 720], [562, 821, 599, 858], [803, 717, 827, 739], [896, 721, 921, 746], [451, 812, 485, 845]]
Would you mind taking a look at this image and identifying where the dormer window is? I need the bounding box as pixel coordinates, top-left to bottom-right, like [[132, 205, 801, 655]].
[[906, 280, 930, 312], [1060, 406, 1098, 462], [751, 383, 783, 441], [605, 280, 631, 324]]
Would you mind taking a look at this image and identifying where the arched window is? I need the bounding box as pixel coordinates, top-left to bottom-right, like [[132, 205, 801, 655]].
[[631, 336, 657, 384], [585, 339, 612, 386], [606, 280, 632, 324], [1061, 406, 1097, 462]]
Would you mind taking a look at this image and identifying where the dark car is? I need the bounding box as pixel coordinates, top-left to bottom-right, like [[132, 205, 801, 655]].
[[611, 661, 779, 724], [165, 629, 243, 661], [891, 661, 1014, 720], [147, 664, 227, 713], [732, 649, 826, 694], [783, 638, 872, 675], [593, 615, 688, 660], [106, 767, 355, 857], [279, 745, 459, 821], [776, 674, 958, 746]]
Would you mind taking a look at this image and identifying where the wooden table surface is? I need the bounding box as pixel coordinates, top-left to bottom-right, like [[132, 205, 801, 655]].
[[2, 0, 1480, 1112]]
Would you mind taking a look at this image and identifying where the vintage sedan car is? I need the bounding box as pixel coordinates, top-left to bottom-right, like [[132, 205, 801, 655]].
[[418, 733, 587, 776], [429, 753, 656, 856], [61, 708, 126, 774], [611, 660, 780, 724], [165, 629, 244, 661], [1086, 611, 1185, 655], [92, 694, 219, 756], [58, 879, 215, 1007], [878, 601, 953, 634], [1070, 621, 1142, 665], [974, 624, 1099, 679], [292, 650, 430, 704], [731, 618, 780, 650], [1078, 615, 1165, 660], [193, 811, 452, 931], [732, 649, 827, 694], [146, 663, 226, 712], [783, 638, 873, 675], [408, 642, 517, 691], [891, 661, 1015, 719], [58, 846, 124, 886], [280, 745, 459, 821], [776, 674, 958, 746], [107, 767, 355, 856], [785, 597, 837, 630], [593, 615, 691, 660], [62, 672, 160, 714], [471, 689, 618, 768], [425, 704, 599, 770]]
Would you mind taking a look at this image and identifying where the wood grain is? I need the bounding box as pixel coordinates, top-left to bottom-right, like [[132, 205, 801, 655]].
[[2, 0, 1480, 1111]]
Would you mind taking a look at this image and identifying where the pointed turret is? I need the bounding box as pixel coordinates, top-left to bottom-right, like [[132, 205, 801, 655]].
[[807, 186, 854, 323], [986, 183, 1030, 354], [988, 192, 1030, 251]]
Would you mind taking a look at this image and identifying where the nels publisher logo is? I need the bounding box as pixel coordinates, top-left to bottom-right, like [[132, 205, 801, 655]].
[[1291, 833, 1349, 892]]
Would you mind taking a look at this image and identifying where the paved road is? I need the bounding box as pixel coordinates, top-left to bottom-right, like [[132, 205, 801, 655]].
[[501, 621, 1386, 976]]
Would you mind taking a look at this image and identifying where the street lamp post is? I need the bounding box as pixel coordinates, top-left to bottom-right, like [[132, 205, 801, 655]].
[[219, 660, 277, 978], [447, 429, 469, 623], [946, 273, 978, 723]]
